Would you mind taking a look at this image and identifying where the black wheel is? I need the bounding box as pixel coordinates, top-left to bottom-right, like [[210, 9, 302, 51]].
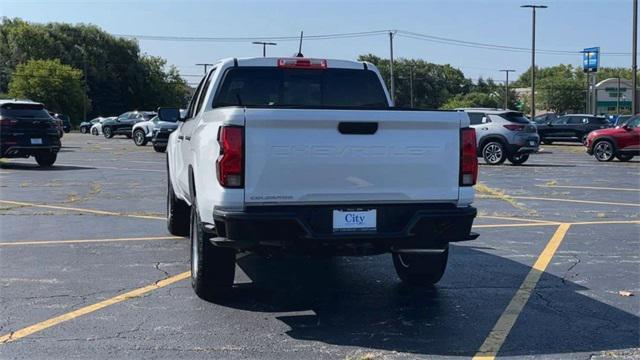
[[133, 129, 148, 146], [153, 144, 167, 153], [392, 245, 449, 286], [34, 152, 57, 167], [616, 154, 634, 162], [80, 126, 88, 134], [167, 162, 190, 236], [542, 140, 553, 145], [91, 127, 98, 136], [593, 140, 615, 162], [581, 134, 588, 145], [482, 141, 506, 165], [190, 203, 236, 301], [508, 153, 529, 165], [103, 126, 114, 138]]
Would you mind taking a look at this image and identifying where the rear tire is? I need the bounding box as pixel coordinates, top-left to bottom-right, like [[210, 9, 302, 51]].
[[133, 129, 148, 146], [153, 144, 167, 153], [91, 127, 98, 136], [80, 126, 88, 134], [593, 140, 615, 162], [508, 153, 529, 165], [392, 245, 449, 286], [103, 127, 114, 138], [166, 161, 190, 237], [482, 141, 506, 165], [616, 154, 634, 162], [35, 152, 57, 167], [190, 204, 236, 301]]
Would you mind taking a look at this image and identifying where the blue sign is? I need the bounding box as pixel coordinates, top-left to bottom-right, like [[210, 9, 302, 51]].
[[582, 47, 600, 73]]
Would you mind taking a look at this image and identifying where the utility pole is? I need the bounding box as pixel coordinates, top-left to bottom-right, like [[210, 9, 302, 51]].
[[499, 69, 515, 110], [196, 63, 214, 75], [633, 0, 638, 114], [409, 66, 414, 108], [617, 77, 621, 114], [389, 31, 395, 104], [252, 41, 277, 57], [521, 4, 547, 119]]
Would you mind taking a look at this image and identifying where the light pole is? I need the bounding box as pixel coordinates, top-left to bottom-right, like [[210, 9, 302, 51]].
[[252, 41, 277, 57], [633, 0, 638, 114], [389, 31, 396, 104], [499, 69, 515, 109], [196, 63, 214, 75], [409, 66, 415, 108], [521, 4, 547, 119]]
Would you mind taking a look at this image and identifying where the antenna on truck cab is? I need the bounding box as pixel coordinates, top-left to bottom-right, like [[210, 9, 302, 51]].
[[295, 31, 304, 57]]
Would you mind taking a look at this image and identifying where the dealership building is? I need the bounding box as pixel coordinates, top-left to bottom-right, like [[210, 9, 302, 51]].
[[594, 78, 635, 115]]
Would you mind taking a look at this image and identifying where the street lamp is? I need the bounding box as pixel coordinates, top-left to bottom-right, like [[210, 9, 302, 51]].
[[521, 4, 547, 120], [499, 69, 515, 110], [252, 42, 277, 57]]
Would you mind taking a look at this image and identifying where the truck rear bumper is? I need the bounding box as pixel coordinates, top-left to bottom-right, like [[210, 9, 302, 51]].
[[207, 203, 477, 255]]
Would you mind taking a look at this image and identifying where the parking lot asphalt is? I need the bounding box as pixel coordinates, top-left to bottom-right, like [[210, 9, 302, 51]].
[[0, 133, 638, 359]]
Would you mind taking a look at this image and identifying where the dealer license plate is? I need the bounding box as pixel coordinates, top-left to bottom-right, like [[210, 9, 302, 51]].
[[332, 209, 376, 232]]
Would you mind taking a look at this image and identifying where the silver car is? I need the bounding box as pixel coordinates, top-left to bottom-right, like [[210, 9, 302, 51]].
[[458, 108, 540, 165]]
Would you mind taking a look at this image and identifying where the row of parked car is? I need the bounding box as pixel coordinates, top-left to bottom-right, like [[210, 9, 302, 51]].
[[458, 108, 639, 164], [79, 109, 183, 152]]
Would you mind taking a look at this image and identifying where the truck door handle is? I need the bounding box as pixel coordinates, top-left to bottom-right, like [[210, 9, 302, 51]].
[[481, 127, 489, 131], [185, 136, 191, 141], [338, 122, 378, 135], [177, 135, 184, 140]]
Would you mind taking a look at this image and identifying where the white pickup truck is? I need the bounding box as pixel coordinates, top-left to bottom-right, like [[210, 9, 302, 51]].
[[164, 57, 478, 300]]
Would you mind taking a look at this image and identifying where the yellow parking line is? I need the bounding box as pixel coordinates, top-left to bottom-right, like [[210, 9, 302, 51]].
[[537, 184, 640, 192], [0, 200, 165, 220], [477, 195, 640, 207], [473, 223, 556, 229], [0, 271, 191, 344], [472, 223, 571, 360], [478, 215, 559, 224], [569, 219, 640, 226], [0, 236, 182, 246]]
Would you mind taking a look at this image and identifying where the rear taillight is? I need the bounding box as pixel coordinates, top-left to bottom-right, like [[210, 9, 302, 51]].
[[277, 58, 327, 69], [503, 124, 525, 131], [216, 126, 244, 188], [0, 117, 17, 126], [460, 128, 478, 186]]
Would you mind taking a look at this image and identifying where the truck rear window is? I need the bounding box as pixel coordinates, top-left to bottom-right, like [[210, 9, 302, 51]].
[[1, 103, 51, 119], [213, 67, 389, 109]]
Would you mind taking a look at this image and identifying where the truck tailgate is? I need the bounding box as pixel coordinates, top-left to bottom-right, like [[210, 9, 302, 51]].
[[244, 108, 463, 205]]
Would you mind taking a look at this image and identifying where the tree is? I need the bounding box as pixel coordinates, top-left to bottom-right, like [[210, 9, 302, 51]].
[[0, 18, 190, 122], [8, 59, 88, 121], [358, 54, 470, 109]]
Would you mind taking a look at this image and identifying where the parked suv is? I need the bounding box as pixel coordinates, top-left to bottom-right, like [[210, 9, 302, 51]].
[[459, 108, 539, 165], [0, 100, 61, 166], [101, 111, 156, 138], [586, 115, 640, 162], [537, 114, 610, 145]]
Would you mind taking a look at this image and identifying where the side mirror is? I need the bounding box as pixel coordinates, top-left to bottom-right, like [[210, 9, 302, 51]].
[[622, 124, 631, 131], [157, 107, 181, 122]]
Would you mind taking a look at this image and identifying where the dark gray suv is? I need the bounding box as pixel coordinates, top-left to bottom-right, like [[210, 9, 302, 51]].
[[458, 108, 540, 165]]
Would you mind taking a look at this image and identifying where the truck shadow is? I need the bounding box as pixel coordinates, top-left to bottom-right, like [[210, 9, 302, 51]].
[[226, 246, 638, 357]]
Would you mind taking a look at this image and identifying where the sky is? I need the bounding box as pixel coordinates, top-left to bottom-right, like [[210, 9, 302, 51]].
[[0, 0, 636, 85]]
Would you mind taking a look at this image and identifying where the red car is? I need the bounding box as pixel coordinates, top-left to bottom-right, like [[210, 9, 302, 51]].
[[586, 115, 640, 162]]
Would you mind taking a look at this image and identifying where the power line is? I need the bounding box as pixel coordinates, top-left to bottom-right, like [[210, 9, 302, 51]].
[[114, 29, 637, 56]]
